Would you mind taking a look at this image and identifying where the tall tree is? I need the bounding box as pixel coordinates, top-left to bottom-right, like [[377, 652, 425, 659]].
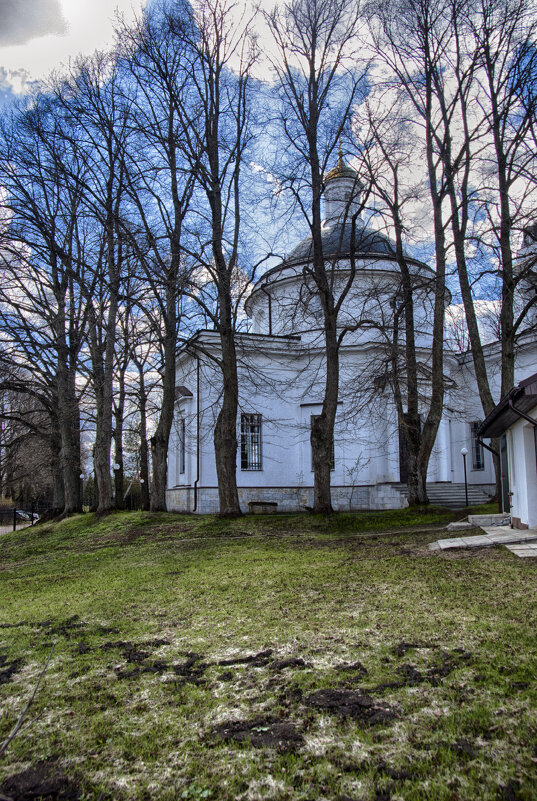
[[354, 93, 449, 503], [370, 0, 537, 501], [54, 53, 133, 513], [117, 2, 195, 511], [0, 97, 91, 514], [164, 0, 259, 516], [267, 0, 365, 512]]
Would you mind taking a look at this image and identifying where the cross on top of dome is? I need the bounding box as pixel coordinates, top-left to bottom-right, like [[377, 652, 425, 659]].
[[324, 144, 360, 183]]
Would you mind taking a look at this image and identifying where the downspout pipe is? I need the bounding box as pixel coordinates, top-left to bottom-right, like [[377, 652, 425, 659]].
[[509, 398, 537, 427], [477, 438, 499, 458], [193, 354, 201, 512], [260, 284, 272, 336]]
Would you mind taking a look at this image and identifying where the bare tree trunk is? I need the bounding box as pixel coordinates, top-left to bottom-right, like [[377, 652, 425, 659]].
[[50, 421, 65, 511], [311, 324, 338, 514], [113, 370, 125, 510], [54, 291, 81, 514], [90, 301, 117, 515], [139, 373, 150, 512], [150, 334, 176, 512], [214, 327, 241, 516], [150, 326, 177, 512], [267, 0, 363, 514]]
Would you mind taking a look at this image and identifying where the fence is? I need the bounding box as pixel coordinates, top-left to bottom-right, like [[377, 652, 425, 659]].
[[0, 502, 53, 535]]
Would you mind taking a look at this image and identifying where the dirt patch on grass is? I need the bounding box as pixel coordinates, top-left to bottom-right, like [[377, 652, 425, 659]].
[[305, 689, 396, 725], [213, 716, 304, 752], [393, 641, 423, 657], [102, 640, 151, 662], [172, 652, 207, 685], [335, 660, 368, 678], [270, 657, 309, 670], [101, 644, 289, 683], [370, 647, 472, 693], [0, 654, 22, 685], [0, 760, 80, 800], [84, 522, 198, 549], [99, 638, 178, 681]]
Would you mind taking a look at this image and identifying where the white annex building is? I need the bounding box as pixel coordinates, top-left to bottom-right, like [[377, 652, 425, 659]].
[[166, 159, 537, 514]]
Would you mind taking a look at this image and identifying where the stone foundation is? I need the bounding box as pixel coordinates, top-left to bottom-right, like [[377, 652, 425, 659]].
[[511, 516, 529, 530], [165, 483, 408, 514]]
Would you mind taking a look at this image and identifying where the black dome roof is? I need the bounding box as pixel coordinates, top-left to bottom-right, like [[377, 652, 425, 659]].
[[285, 220, 401, 263]]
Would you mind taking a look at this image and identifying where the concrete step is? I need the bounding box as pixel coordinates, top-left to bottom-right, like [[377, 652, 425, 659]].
[[431, 528, 537, 551], [468, 513, 510, 527], [394, 483, 493, 509], [425, 484, 492, 509]]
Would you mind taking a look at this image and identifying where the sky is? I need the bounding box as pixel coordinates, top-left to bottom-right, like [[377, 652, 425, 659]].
[[0, 0, 149, 108]]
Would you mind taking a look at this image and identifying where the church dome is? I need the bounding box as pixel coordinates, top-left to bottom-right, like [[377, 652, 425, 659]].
[[284, 219, 403, 264], [324, 155, 361, 183]]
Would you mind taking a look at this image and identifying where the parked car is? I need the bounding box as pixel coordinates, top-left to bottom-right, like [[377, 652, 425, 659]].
[[15, 511, 39, 523]]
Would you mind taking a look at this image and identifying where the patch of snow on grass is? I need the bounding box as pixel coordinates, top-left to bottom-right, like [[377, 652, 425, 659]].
[[244, 775, 287, 800]]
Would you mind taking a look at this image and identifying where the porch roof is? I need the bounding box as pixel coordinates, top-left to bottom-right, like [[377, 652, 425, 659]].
[[478, 373, 537, 438]]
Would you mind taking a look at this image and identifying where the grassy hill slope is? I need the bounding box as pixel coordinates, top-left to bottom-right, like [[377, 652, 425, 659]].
[[0, 508, 535, 800]]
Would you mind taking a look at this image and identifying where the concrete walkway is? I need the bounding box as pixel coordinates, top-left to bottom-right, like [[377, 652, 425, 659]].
[[430, 525, 537, 557], [0, 522, 31, 536]]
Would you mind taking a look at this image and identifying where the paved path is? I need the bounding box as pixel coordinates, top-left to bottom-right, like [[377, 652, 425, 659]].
[[430, 525, 537, 557], [0, 522, 31, 536]]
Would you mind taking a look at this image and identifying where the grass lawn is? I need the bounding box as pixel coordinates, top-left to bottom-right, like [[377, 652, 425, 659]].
[[0, 505, 536, 800]]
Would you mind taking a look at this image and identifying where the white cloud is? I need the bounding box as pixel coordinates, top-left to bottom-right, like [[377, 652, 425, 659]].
[[0, 0, 148, 93], [0, 0, 66, 46]]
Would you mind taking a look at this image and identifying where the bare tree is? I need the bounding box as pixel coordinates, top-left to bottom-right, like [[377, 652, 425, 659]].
[[53, 53, 133, 513], [351, 106, 440, 502], [0, 98, 91, 514], [161, 0, 260, 516], [467, 0, 537, 392], [117, 3, 196, 511], [267, 0, 366, 512], [370, 0, 537, 502]]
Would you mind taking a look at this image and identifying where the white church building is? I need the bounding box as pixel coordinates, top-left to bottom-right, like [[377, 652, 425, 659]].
[[166, 159, 537, 514]]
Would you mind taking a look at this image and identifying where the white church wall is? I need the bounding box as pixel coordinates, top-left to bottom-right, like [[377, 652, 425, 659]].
[[507, 408, 537, 529]]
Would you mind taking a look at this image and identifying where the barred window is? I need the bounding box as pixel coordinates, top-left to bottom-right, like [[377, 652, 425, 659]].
[[241, 414, 262, 471], [471, 421, 484, 471], [311, 415, 335, 471]]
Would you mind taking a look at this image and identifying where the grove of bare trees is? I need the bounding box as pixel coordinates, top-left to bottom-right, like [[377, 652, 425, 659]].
[[0, 0, 535, 516]]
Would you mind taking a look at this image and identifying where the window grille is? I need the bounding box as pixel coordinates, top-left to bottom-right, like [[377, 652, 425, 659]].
[[178, 418, 185, 474], [471, 421, 484, 470], [241, 414, 262, 471], [311, 415, 335, 471]]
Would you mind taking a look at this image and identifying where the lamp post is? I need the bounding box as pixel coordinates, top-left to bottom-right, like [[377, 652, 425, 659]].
[[460, 447, 469, 507], [113, 463, 121, 508], [79, 473, 84, 512]]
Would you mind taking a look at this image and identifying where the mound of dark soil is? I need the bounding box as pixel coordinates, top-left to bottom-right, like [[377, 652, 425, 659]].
[[0, 760, 80, 801], [0, 655, 22, 685], [305, 689, 396, 725], [213, 716, 303, 751], [270, 657, 308, 670], [335, 660, 368, 677], [395, 663, 424, 684], [393, 641, 422, 657]]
